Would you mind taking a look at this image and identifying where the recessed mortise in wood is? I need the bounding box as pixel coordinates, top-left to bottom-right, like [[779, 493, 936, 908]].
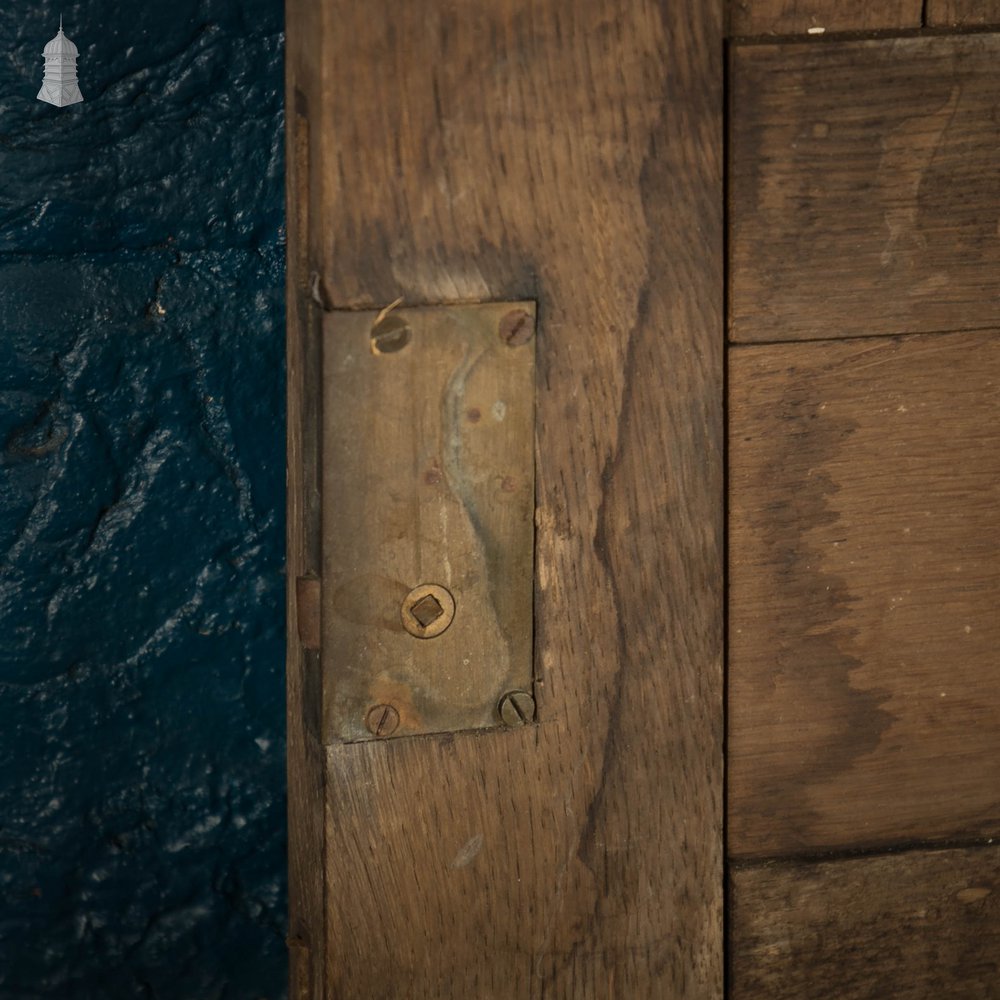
[[321, 301, 536, 743]]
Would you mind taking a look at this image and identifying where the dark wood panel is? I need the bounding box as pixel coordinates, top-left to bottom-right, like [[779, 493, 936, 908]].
[[730, 34, 1000, 342], [729, 332, 1000, 858], [928, 0, 1000, 24], [731, 845, 1000, 1000], [287, 0, 725, 996], [730, 0, 921, 36], [285, 7, 325, 997]]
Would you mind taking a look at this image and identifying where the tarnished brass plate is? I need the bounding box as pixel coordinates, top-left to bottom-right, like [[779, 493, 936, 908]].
[[321, 302, 536, 742]]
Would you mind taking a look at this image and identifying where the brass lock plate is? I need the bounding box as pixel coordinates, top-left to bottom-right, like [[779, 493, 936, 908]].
[[321, 301, 536, 742]]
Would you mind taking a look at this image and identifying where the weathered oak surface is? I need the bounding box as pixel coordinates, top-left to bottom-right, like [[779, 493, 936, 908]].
[[285, 2, 325, 994], [730, 0, 921, 35], [287, 1, 724, 996], [928, 0, 1000, 24], [728, 331, 1000, 858], [730, 34, 1000, 342], [731, 845, 1000, 1000]]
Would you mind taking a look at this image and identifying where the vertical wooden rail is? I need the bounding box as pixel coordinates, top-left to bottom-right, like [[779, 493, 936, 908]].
[[286, 1, 725, 996], [285, 2, 325, 997]]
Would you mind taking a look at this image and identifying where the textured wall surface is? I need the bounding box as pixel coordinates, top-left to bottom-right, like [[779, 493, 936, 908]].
[[0, 3, 287, 997]]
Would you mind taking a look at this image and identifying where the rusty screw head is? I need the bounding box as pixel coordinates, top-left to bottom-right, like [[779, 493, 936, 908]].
[[370, 313, 412, 354], [401, 583, 455, 639], [498, 309, 534, 347], [498, 690, 536, 727], [365, 704, 400, 738]]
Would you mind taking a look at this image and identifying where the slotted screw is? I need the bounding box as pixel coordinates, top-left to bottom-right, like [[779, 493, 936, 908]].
[[498, 309, 534, 347], [498, 690, 536, 727], [365, 704, 400, 738]]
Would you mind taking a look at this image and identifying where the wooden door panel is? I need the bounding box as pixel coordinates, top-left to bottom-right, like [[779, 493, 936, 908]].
[[928, 1, 1000, 24], [727, 21, 1000, 997], [730, 35, 1000, 343], [287, 1, 725, 996], [729, 330, 1000, 857], [731, 845, 1000, 1000], [730, 0, 922, 36], [287, 3, 1000, 994]]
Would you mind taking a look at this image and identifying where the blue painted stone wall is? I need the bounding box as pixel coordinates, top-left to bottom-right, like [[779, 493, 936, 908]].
[[0, 3, 287, 997]]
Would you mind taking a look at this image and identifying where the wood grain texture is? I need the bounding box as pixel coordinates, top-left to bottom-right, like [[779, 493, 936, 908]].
[[731, 845, 1000, 999], [286, 0, 725, 996], [730, 34, 1000, 343], [730, 0, 921, 35], [729, 332, 1000, 858], [285, 3, 326, 992], [928, 0, 1000, 24]]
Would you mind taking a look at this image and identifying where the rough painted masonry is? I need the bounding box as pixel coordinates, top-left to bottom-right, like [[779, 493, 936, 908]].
[[0, 3, 287, 996]]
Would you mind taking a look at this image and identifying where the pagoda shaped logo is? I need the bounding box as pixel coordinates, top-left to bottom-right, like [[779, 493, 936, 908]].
[[37, 17, 84, 107]]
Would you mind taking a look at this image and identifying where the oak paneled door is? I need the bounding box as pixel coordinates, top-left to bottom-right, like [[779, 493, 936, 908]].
[[727, 8, 1000, 1000], [286, 2, 999, 996]]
